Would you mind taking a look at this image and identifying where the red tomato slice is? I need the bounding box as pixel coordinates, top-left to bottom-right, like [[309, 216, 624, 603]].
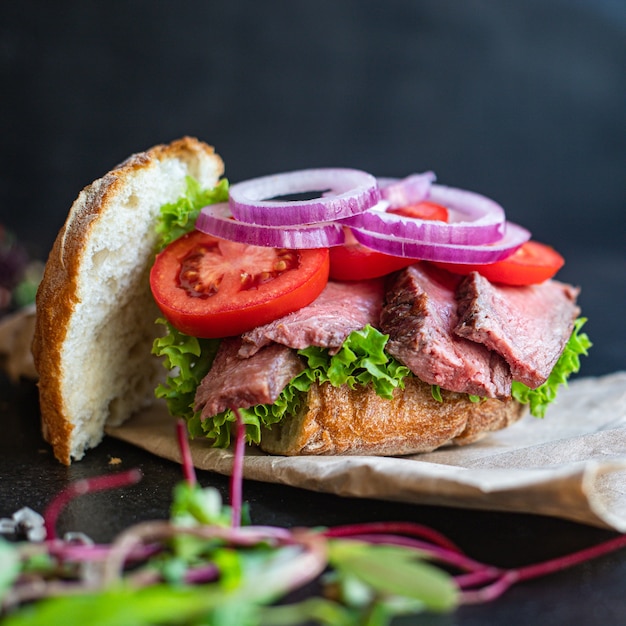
[[387, 201, 449, 221], [329, 201, 449, 281], [150, 230, 329, 338], [432, 240, 565, 286], [329, 241, 416, 280]]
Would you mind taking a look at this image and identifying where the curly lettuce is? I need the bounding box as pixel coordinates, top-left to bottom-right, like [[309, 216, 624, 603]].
[[150, 176, 591, 442], [155, 325, 410, 448], [151, 175, 226, 420], [154, 316, 591, 446], [152, 319, 220, 422], [155, 176, 229, 250], [511, 317, 592, 417], [426, 318, 590, 417]]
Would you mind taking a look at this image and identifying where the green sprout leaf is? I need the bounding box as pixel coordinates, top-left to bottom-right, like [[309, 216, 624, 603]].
[[328, 540, 459, 614]]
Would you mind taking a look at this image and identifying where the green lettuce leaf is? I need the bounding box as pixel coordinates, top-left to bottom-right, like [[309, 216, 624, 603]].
[[512, 317, 592, 418], [185, 325, 410, 448], [152, 319, 220, 423], [155, 176, 229, 250], [150, 177, 590, 439], [151, 175, 227, 421]]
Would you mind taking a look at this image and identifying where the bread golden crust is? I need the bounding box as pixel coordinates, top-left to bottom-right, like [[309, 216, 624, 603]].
[[33, 178, 111, 464], [33, 137, 224, 464], [259, 378, 525, 456]]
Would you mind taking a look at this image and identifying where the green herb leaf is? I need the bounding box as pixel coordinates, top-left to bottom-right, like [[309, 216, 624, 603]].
[[170, 482, 231, 528], [257, 597, 361, 626], [328, 540, 459, 614], [1, 584, 240, 626]]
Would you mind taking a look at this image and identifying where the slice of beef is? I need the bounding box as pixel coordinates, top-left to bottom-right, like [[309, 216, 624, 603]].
[[194, 338, 305, 418], [239, 279, 384, 358], [380, 264, 512, 398], [454, 272, 580, 388]]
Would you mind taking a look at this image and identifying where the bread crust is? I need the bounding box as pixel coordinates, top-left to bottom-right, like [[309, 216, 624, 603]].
[[259, 378, 525, 456], [33, 137, 224, 464]]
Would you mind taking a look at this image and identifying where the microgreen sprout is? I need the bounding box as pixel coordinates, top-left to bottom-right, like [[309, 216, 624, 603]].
[[229, 407, 246, 528], [43, 469, 143, 540], [2, 420, 626, 625], [176, 419, 197, 488]]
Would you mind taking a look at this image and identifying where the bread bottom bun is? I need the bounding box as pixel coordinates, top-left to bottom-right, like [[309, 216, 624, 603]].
[[259, 378, 526, 456], [33, 138, 224, 464]]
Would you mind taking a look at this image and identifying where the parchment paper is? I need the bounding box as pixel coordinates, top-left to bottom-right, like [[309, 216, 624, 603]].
[[2, 309, 626, 530], [104, 372, 626, 530]]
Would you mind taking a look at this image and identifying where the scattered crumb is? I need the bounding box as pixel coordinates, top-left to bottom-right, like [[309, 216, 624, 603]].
[[108, 456, 123, 466]]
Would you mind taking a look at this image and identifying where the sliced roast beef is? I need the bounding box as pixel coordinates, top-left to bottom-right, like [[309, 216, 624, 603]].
[[454, 272, 580, 388], [194, 338, 305, 418], [238, 279, 384, 358], [380, 264, 512, 398]]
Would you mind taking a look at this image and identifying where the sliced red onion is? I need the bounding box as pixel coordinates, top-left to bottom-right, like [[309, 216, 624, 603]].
[[379, 172, 436, 207], [228, 168, 380, 226], [350, 221, 530, 264], [196, 203, 345, 248], [341, 182, 506, 246]]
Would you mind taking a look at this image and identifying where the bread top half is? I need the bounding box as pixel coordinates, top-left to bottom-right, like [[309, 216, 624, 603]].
[[33, 137, 224, 464]]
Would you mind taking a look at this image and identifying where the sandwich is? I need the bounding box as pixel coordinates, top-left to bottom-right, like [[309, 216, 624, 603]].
[[33, 137, 589, 465]]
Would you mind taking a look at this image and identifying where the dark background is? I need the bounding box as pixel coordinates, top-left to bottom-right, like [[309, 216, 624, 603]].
[[1, 3, 626, 624], [1, 0, 624, 375]]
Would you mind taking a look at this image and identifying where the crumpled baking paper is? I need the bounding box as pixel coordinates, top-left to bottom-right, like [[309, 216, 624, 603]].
[[106, 372, 626, 530], [2, 308, 626, 530]]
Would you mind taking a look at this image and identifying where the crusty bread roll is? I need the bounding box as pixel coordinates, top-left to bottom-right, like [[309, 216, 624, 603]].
[[259, 378, 525, 456], [33, 136, 524, 465], [33, 137, 224, 464]]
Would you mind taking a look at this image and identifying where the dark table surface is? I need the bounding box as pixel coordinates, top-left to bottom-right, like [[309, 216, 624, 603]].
[[1, 1, 625, 623]]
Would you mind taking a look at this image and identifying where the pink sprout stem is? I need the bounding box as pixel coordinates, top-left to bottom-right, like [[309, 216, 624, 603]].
[[323, 521, 463, 553], [454, 567, 504, 590], [43, 469, 143, 540], [515, 533, 626, 582], [54, 541, 161, 564], [183, 563, 220, 584], [230, 407, 246, 528], [333, 532, 490, 573], [176, 419, 197, 487], [461, 533, 626, 604]]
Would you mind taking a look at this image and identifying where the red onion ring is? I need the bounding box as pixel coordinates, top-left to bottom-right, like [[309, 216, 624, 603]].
[[378, 172, 436, 207], [228, 168, 380, 226], [350, 221, 530, 264], [196, 203, 345, 248], [341, 182, 506, 246]]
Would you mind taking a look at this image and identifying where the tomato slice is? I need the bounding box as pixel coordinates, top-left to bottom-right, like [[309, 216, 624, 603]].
[[387, 201, 449, 222], [329, 240, 416, 280], [150, 230, 329, 338], [329, 201, 449, 281], [432, 240, 565, 286]]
